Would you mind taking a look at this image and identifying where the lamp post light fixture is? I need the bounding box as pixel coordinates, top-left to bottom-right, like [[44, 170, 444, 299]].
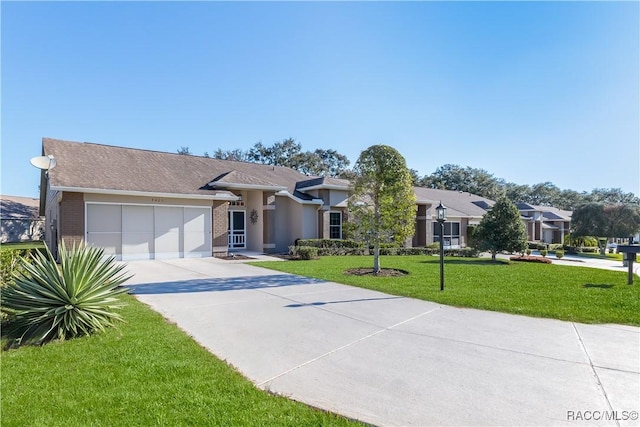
[[435, 201, 447, 291]]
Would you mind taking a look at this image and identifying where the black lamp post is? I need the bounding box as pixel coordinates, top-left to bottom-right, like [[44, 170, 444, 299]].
[[435, 202, 447, 291]]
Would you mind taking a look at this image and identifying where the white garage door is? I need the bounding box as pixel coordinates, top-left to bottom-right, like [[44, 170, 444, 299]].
[[86, 203, 211, 261]]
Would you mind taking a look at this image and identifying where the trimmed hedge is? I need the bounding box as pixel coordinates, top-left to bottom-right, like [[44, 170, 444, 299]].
[[291, 239, 479, 257], [294, 239, 364, 249]]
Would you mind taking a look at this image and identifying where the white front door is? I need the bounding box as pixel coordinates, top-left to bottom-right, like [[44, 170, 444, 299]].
[[228, 210, 246, 249]]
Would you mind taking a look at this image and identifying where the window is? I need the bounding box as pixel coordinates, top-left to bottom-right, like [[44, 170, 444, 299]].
[[329, 212, 342, 239], [433, 221, 461, 247]]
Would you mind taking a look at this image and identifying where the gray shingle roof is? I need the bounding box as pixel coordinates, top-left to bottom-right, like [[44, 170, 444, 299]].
[[43, 138, 315, 197], [413, 187, 495, 217], [1, 195, 40, 219], [296, 176, 351, 190]]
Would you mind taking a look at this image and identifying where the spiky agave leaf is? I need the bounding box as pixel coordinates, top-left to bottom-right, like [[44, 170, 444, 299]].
[[1, 241, 132, 346]]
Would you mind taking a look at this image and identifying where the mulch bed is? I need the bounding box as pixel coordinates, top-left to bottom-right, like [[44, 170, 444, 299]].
[[509, 255, 552, 264], [345, 268, 409, 277], [218, 254, 256, 260]]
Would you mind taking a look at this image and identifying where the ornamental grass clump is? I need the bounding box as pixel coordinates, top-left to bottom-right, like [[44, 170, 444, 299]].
[[1, 242, 131, 347]]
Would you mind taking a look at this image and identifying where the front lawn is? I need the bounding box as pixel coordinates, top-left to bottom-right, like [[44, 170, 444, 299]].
[[572, 251, 624, 261], [0, 241, 46, 251], [251, 256, 640, 325], [1, 295, 362, 427]]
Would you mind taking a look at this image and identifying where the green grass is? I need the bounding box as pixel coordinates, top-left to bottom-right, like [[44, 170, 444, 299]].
[[1, 295, 363, 427], [250, 256, 640, 326], [572, 251, 624, 261], [0, 241, 46, 251]]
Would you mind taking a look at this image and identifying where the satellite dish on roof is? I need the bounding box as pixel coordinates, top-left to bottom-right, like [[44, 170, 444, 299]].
[[30, 155, 57, 171]]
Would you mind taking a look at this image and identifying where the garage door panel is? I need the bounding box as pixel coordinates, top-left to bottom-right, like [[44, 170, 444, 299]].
[[122, 232, 154, 260], [121, 206, 154, 260], [87, 233, 121, 257], [184, 207, 211, 257], [87, 204, 121, 233], [154, 207, 182, 259], [122, 206, 154, 232]]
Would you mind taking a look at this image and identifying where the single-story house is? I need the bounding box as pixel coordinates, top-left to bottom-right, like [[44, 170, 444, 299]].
[[1, 195, 44, 243], [516, 203, 572, 244], [37, 138, 494, 260], [413, 187, 494, 249]]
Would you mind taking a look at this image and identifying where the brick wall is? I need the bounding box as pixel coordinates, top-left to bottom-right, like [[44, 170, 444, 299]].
[[212, 200, 228, 256], [59, 192, 84, 247]]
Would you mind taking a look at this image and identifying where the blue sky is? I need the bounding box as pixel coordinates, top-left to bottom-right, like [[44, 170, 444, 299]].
[[2, 1, 638, 199]]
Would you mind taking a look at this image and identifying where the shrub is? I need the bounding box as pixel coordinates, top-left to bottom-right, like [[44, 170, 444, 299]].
[[444, 247, 480, 257], [1, 246, 47, 288], [1, 242, 131, 347], [540, 249, 548, 257], [509, 255, 553, 264], [426, 242, 440, 250], [295, 239, 363, 249], [580, 247, 599, 253], [525, 249, 532, 256], [527, 242, 547, 250], [296, 246, 318, 260], [555, 249, 564, 259]]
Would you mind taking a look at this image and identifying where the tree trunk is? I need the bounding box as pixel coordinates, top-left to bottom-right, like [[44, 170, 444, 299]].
[[373, 243, 380, 274], [491, 251, 497, 261]]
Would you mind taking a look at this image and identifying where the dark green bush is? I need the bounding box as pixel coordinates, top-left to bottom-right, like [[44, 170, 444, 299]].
[[555, 249, 565, 259], [540, 249, 548, 257], [527, 242, 548, 250], [1, 247, 46, 288], [317, 247, 367, 256], [297, 246, 318, 260], [295, 239, 364, 249], [580, 247, 599, 253], [444, 247, 480, 257]]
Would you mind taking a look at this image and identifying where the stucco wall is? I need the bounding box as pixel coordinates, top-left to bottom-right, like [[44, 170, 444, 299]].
[[246, 191, 263, 252], [301, 204, 318, 239], [329, 190, 349, 207]]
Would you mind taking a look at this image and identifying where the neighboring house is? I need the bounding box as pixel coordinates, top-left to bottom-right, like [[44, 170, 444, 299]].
[[37, 138, 494, 260], [0, 195, 45, 243], [413, 187, 495, 249], [516, 203, 572, 244]]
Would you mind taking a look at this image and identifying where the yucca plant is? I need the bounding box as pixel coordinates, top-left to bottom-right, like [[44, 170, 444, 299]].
[[1, 241, 131, 346]]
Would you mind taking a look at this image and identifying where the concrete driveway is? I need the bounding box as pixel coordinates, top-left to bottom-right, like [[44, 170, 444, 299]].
[[124, 258, 640, 426]]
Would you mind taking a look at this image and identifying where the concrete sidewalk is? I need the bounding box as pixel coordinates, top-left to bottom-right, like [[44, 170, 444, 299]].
[[125, 258, 640, 426]]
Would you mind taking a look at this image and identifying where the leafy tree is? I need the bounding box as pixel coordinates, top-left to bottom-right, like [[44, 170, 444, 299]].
[[571, 203, 607, 238], [572, 203, 640, 252], [347, 145, 416, 274], [504, 182, 532, 205], [420, 164, 504, 200], [211, 148, 251, 162], [588, 188, 640, 205], [475, 196, 528, 261], [527, 182, 561, 206], [177, 146, 192, 155]]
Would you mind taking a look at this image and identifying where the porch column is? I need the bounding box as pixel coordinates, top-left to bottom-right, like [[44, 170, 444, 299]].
[[262, 192, 276, 253]]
